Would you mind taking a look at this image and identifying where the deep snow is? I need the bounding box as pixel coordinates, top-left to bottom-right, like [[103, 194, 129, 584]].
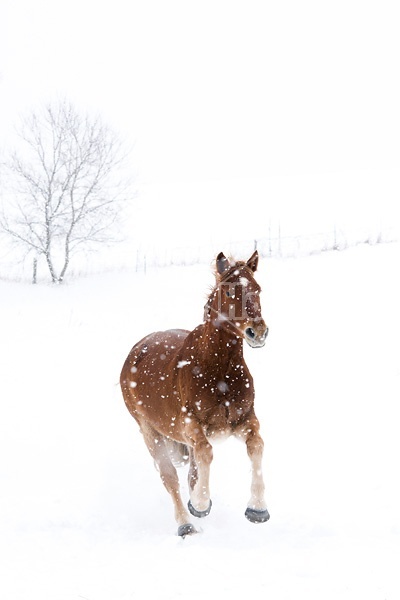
[[1, 242, 400, 599]]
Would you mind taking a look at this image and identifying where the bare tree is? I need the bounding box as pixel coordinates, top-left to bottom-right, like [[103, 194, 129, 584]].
[[0, 100, 132, 283]]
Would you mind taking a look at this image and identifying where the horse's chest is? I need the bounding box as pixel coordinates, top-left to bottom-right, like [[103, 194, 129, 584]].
[[203, 401, 248, 437], [183, 372, 253, 434]]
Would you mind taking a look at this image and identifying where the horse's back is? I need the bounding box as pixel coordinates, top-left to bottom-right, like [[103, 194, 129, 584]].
[[124, 327, 188, 360], [121, 328, 190, 376], [120, 329, 190, 431]]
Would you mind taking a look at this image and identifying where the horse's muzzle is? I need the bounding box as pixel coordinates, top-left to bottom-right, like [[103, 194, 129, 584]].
[[244, 325, 269, 348]]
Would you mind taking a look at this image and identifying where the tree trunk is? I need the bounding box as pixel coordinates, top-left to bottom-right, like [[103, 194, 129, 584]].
[[58, 254, 69, 283], [58, 233, 71, 283], [32, 257, 38, 284], [45, 250, 58, 283]]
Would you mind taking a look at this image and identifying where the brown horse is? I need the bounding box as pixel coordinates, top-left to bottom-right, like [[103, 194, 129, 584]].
[[120, 251, 270, 536]]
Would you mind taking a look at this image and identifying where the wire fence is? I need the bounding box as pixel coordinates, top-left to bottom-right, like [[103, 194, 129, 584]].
[[1, 223, 398, 282], [133, 223, 399, 273]]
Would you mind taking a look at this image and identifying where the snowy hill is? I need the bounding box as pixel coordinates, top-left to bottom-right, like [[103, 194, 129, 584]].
[[1, 242, 399, 599]]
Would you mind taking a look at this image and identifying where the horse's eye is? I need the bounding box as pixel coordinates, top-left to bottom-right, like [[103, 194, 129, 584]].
[[226, 290, 231, 297]]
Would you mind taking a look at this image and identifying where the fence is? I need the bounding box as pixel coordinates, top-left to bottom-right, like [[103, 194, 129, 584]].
[[1, 222, 398, 282], [132, 223, 399, 273]]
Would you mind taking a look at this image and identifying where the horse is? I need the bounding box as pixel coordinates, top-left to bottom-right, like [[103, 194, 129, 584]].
[[120, 250, 270, 536]]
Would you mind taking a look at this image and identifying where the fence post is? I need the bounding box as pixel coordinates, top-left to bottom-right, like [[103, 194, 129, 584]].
[[278, 223, 282, 257], [268, 221, 272, 257]]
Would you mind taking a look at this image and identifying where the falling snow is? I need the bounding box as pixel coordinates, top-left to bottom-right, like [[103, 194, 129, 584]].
[[177, 360, 191, 368], [0, 243, 399, 600]]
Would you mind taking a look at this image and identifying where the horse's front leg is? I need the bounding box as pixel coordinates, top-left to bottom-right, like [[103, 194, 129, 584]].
[[240, 414, 270, 523], [185, 420, 213, 518]]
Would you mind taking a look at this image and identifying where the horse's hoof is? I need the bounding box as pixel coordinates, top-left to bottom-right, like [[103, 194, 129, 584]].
[[177, 523, 197, 538], [245, 507, 270, 523], [188, 499, 212, 518]]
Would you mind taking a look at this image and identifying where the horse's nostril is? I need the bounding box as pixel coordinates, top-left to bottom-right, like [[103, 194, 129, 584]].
[[264, 327, 269, 338], [245, 327, 256, 339]]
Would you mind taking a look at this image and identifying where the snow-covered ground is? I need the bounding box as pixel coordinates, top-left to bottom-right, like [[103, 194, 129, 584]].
[[1, 242, 399, 599]]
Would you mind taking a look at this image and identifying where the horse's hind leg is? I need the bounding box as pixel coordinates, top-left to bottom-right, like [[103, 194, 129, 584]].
[[139, 421, 196, 536]]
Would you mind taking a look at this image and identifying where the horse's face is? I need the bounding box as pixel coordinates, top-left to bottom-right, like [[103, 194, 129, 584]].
[[210, 251, 269, 348]]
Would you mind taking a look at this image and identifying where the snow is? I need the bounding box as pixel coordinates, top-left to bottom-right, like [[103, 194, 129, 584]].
[[177, 360, 191, 369], [1, 242, 400, 599]]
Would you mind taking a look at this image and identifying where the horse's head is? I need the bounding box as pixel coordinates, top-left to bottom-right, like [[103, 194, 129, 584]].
[[204, 250, 269, 348]]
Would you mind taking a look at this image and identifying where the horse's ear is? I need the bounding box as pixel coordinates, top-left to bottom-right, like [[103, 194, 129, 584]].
[[216, 252, 230, 276], [246, 250, 259, 272]]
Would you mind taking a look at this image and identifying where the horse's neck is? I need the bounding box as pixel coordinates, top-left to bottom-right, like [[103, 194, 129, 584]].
[[198, 321, 243, 372]]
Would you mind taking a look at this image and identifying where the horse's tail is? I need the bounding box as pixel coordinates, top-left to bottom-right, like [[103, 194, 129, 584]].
[[164, 438, 190, 468]]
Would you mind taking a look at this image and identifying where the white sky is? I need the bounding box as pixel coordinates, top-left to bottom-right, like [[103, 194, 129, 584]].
[[1, 0, 400, 248]]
